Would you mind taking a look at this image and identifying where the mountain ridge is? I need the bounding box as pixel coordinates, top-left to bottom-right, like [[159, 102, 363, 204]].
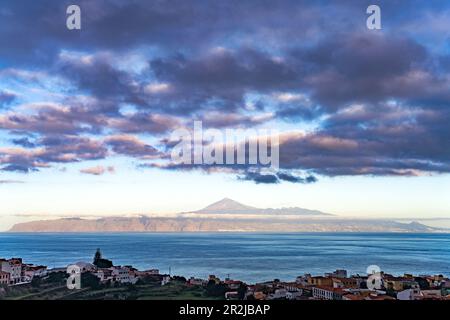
[[189, 198, 333, 216]]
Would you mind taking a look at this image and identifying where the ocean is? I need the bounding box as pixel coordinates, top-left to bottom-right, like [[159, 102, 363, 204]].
[[0, 232, 449, 283]]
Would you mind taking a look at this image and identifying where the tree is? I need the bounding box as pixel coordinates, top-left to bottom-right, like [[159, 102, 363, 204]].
[[173, 276, 187, 282], [81, 272, 101, 290], [93, 248, 102, 265], [206, 280, 227, 297], [92, 248, 113, 268], [237, 283, 248, 300], [415, 277, 430, 290], [386, 287, 396, 297], [48, 271, 66, 284], [31, 277, 42, 288]]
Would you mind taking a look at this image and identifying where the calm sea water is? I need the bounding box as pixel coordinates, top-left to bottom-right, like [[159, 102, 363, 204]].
[[0, 233, 449, 283]]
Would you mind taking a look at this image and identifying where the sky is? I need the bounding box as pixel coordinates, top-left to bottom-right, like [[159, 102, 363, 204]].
[[1, 1, 450, 230]]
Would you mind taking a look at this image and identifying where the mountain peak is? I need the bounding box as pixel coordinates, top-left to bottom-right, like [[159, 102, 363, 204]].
[[199, 198, 257, 212], [192, 198, 333, 216]]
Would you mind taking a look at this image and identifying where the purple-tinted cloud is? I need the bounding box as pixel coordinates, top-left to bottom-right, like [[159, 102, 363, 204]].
[[80, 165, 115, 176], [0, 90, 17, 108], [0, 1, 449, 182], [105, 135, 160, 159], [0, 136, 108, 172]]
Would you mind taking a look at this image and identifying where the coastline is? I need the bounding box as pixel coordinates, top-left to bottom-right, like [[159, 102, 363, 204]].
[[1, 252, 449, 301], [1, 233, 449, 283]]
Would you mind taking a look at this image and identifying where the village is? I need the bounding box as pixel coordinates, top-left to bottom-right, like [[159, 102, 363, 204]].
[[1, 251, 450, 300]]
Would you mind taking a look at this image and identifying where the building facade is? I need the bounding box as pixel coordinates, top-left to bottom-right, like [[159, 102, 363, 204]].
[[0, 258, 23, 284], [0, 271, 10, 286], [312, 286, 344, 300]]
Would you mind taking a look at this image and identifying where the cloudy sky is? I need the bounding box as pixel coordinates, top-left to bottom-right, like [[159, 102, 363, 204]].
[[1, 0, 450, 229]]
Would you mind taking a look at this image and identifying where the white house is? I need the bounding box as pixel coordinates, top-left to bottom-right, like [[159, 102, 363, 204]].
[[144, 269, 159, 275], [111, 266, 138, 284], [161, 275, 171, 286], [397, 286, 442, 300], [268, 288, 288, 300], [397, 284, 421, 300], [296, 274, 311, 286], [73, 262, 96, 273], [95, 268, 113, 282], [225, 291, 240, 300], [225, 280, 242, 290], [0, 258, 22, 284], [325, 270, 348, 279], [286, 291, 303, 300], [0, 271, 10, 286], [23, 265, 47, 282], [188, 277, 207, 286], [312, 286, 344, 300]]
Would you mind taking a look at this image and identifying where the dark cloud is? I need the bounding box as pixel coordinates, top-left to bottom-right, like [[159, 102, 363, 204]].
[[287, 32, 433, 110], [110, 112, 180, 134], [238, 171, 279, 184], [105, 135, 160, 158], [0, 91, 17, 108], [56, 53, 140, 108], [237, 171, 318, 184], [149, 48, 299, 114], [0, 0, 359, 67], [1, 164, 38, 173], [277, 172, 317, 184], [11, 137, 36, 148]]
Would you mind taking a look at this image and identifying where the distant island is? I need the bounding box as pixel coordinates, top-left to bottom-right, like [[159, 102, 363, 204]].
[[8, 198, 446, 233]]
